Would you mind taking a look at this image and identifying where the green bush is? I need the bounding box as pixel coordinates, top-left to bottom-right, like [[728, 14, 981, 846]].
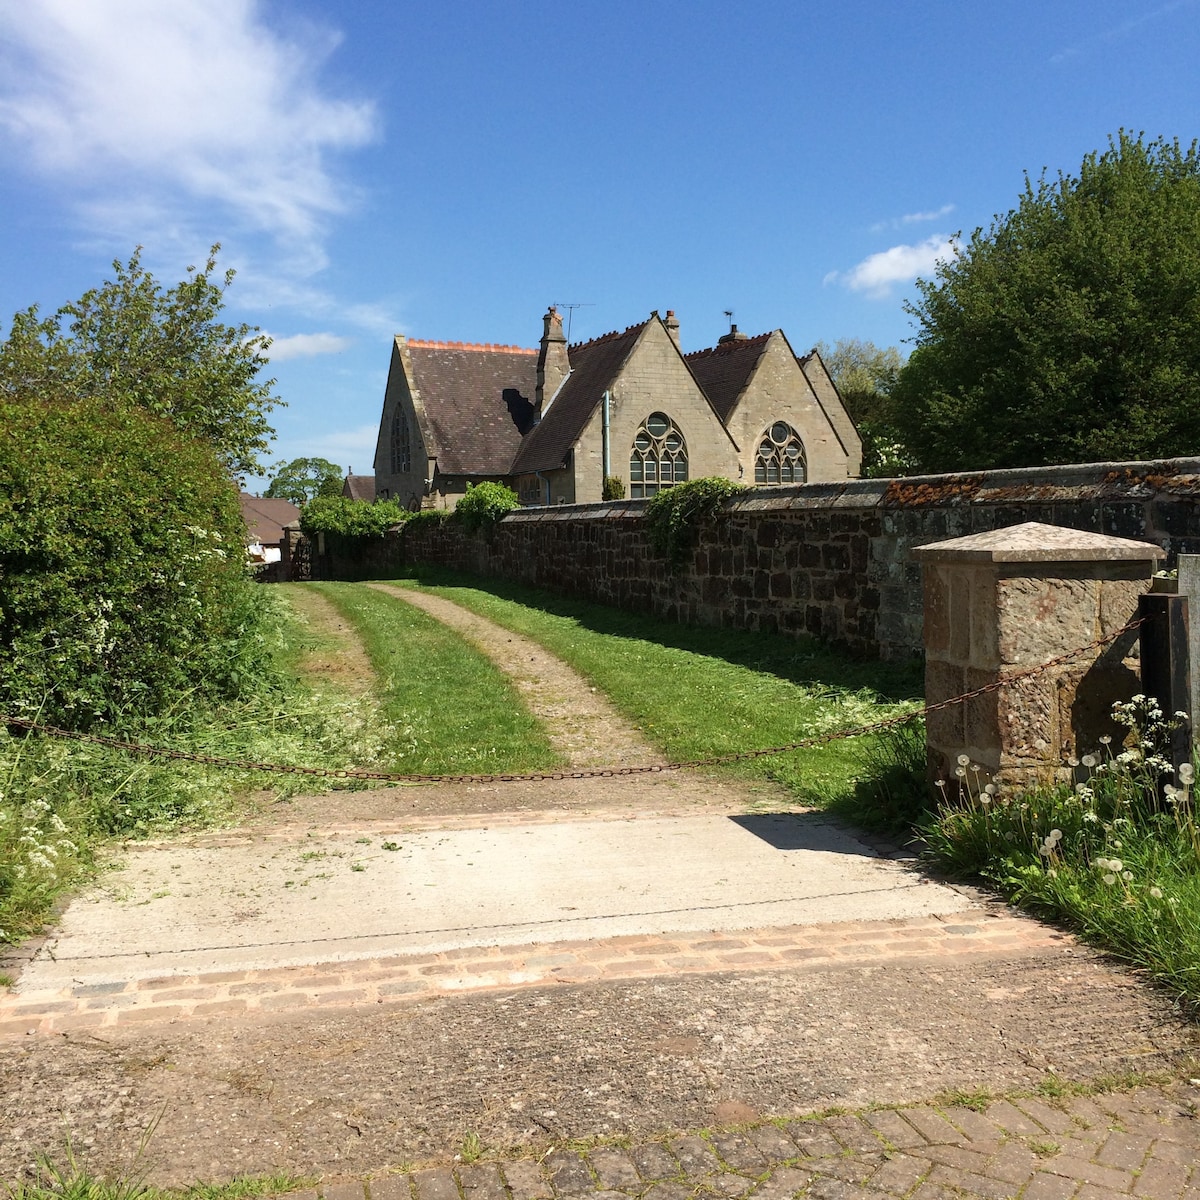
[[602, 474, 626, 501], [452, 481, 520, 531], [644, 477, 748, 565], [0, 395, 266, 727], [299, 495, 408, 538], [405, 508, 451, 531]]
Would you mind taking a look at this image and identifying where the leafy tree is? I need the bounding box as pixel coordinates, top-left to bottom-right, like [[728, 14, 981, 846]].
[[816, 338, 904, 427], [0, 395, 264, 727], [0, 246, 278, 476], [816, 338, 915, 477], [266, 457, 344, 506], [892, 133, 1200, 472]]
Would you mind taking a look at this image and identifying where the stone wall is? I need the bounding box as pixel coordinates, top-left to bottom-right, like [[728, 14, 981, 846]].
[[301, 458, 1200, 660]]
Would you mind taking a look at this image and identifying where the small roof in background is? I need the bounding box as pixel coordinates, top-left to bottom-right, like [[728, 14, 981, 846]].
[[238, 493, 301, 545], [407, 341, 538, 475], [343, 474, 375, 502]]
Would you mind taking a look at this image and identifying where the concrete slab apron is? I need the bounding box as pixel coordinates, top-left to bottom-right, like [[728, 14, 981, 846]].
[[19, 810, 975, 988]]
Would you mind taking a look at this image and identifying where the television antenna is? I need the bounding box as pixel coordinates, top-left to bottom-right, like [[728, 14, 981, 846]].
[[552, 302, 594, 343], [724, 309, 734, 329]]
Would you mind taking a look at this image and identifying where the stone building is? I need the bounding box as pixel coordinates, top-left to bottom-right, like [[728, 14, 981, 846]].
[[372, 308, 861, 509]]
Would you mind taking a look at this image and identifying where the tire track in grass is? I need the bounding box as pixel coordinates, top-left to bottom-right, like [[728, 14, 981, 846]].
[[367, 582, 663, 770], [310, 582, 561, 777]]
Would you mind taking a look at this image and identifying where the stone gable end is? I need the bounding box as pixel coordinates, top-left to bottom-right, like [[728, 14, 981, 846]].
[[573, 320, 739, 502]]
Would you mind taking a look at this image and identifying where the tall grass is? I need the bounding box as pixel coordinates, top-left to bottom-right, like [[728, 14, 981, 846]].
[[381, 573, 922, 804], [308, 582, 562, 775], [922, 696, 1200, 1009], [0, 590, 390, 946]]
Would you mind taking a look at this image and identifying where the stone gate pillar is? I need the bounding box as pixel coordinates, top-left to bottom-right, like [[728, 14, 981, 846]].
[[913, 522, 1163, 787]]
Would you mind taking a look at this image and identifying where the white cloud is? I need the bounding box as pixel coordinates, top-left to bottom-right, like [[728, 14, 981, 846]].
[[265, 332, 353, 362], [826, 235, 959, 299], [273, 423, 380, 477], [0, 0, 377, 270], [870, 204, 955, 233]]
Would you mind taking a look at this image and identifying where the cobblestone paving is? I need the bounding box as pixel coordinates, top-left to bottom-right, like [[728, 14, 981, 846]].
[[276, 1083, 1200, 1200], [0, 909, 1063, 1036]]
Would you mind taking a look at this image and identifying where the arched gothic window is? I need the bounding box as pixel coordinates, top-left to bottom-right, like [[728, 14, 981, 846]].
[[629, 412, 688, 498], [754, 421, 806, 485], [390, 411, 412, 475]]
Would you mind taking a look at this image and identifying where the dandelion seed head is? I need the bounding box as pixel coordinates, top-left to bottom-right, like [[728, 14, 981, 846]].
[[1150, 887, 1164, 899]]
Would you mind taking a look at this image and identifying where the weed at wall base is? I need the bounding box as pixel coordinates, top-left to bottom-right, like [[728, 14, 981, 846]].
[[924, 696, 1200, 1011]]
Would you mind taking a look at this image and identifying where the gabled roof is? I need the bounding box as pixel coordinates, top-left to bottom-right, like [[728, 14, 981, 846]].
[[797, 346, 861, 459], [685, 332, 772, 421], [405, 340, 538, 475], [343, 474, 375, 502], [510, 321, 648, 475], [238, 494, 300, 545]]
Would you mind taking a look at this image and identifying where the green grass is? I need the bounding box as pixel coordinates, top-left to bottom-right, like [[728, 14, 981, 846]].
[[375, 571, 922, 804], [4, 1158, 309, 1200], [0, 589, 390, 946], [307, 582, 562, 776], [921, 708, 1200, 1010]]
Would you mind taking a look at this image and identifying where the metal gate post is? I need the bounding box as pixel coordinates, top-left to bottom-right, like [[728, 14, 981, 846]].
[[1138, 592, 1192, 774]]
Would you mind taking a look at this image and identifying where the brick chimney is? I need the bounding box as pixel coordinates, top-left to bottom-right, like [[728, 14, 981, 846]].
[[537, 306, 570, 413], [664, 309, 680, 348]]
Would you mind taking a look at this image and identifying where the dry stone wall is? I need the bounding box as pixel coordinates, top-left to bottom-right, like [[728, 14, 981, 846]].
[[301, 458, 1200, 660]]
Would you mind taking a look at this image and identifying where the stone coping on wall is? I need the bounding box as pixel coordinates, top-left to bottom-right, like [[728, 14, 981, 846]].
[[499, 457, 1200, 524], [912, 521, 1168, 564]]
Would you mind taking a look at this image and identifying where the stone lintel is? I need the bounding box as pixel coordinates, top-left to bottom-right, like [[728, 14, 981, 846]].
[[912, 521, 1164, 565]]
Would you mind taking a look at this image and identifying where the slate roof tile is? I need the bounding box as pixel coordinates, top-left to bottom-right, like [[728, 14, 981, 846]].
[[342, 474, 375, 502], [407, 341, 538, 476], [238, 494, 300, 544], [510, 322, 648, 475], [685, 333, 772, 421]]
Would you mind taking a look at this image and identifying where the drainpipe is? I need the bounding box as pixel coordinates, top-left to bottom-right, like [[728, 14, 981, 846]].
[[602, 389, 611, 489]]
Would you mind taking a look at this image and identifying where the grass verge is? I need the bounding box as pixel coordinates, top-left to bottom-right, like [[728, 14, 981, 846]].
[[5, 1160, 308, 1200], [382, 571, 922, 804], [307, 582, 562, 776], [921, 699, 1200, 1010], [0, 589, 390, 948]]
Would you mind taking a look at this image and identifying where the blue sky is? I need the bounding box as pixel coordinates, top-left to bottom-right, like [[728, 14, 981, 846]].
[[1, 0, 1198, 489]]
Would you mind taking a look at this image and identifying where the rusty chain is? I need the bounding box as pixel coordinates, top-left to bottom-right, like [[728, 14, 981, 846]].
[[1, 618, 1145, 786]]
